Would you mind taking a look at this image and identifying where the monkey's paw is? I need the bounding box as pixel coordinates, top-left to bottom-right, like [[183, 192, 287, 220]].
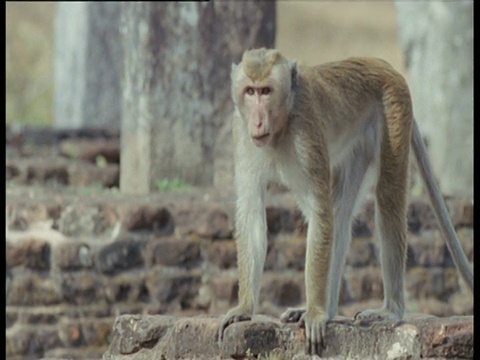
[[353, 307, 402, 326], [217, 306, 252, 344], [280, 307, 306, 323], [301, 309, 329, 356]]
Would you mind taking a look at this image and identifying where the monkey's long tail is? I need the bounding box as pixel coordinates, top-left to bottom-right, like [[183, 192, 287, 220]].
[[411, 119, 473, 291]]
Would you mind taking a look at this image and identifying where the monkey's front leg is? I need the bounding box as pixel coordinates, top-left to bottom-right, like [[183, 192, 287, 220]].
[[302, 198, 334, 355], [218, 189, 268, 342]]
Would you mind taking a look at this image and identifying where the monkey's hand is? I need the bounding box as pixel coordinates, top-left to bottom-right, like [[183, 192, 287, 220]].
[[301, 308, 329, 356], [217, 305, 252, 344]]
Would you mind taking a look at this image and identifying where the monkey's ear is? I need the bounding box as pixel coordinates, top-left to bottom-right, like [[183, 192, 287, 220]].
[[289, 60, 298, 92]]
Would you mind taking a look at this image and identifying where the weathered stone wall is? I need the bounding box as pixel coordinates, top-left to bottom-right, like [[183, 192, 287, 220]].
[[6, 135, 473, 359]]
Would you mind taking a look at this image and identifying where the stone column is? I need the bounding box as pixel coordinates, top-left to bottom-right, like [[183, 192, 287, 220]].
[[396, 1, 473, 197], [54, 2, 121, 129], [119, 2, 275, 193]]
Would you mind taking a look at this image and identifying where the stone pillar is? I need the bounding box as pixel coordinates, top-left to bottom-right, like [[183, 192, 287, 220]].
[[119, 2, 275, 193], [395, 1, 473, 197], [54, 2, 121, 129]]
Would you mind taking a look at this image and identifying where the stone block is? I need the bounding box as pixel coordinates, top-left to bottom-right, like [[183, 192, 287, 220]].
[[53, 241, 93, 270], [6, 238, 51, 270], [260, 272, 304, 307], [103, 271, 149, 303], [273, 235, 306, 271], [6, 324, 59, 357], [67, 162, 119, 188], [346, 237, 377, 267], [407, 198, 437, 233], [60, 271, 103, 305], [103, 314, 473, 359], [55, 203, 114, 237], [116, 204, 174, 235], [352, 199, 375, 237], [344, 266, 383, 302], [59, 318, 83, 347], [266, 206, 295, 234], [147, 237, 201, 268], [221, 317, 281, 358], [211, 275, 238, 304], [406, 267, 459, 300], [146, 267, 202, 311], [97, 239, 144, 275], [24, 161, 69, 185], [6, 326, 33, 356], [81, 318, 115, 347], [207, 240, 237, 269], [408, 231, 451, 267], [7, 271, 61, 306], [191, 205, 232, 239], [6, 202, 61, 231]]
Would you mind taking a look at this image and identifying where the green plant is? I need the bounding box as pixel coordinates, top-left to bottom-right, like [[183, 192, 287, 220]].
[[62, 142, 80, 159], [155, 178, 190, 192], [95, 155, 108, 168]]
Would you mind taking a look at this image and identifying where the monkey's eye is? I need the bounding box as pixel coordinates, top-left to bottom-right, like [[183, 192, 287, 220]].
[[245, 87, 254, 96], [261, 87, 271, 95]]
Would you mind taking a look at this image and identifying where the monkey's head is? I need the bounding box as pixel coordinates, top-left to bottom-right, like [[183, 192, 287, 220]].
[[231, 48, 297, 147]]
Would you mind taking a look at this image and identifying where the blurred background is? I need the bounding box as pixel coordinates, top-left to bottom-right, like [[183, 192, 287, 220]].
[[6, 2, 55, 127], [6, 2, 472, 198], [6, 2, 404, 127]]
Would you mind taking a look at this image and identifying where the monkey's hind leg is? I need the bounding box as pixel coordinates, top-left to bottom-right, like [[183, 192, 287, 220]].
[[282, 147, 373, 324], [354, 190, 407, 325], [354, 110, 411, 325]]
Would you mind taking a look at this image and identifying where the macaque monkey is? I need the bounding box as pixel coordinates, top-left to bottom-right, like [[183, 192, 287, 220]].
[[218, 48, 473, 355]]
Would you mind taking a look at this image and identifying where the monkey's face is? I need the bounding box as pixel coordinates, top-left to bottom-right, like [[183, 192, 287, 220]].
[[231, 52, 295, 148], [239, 83, 277, 147]]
